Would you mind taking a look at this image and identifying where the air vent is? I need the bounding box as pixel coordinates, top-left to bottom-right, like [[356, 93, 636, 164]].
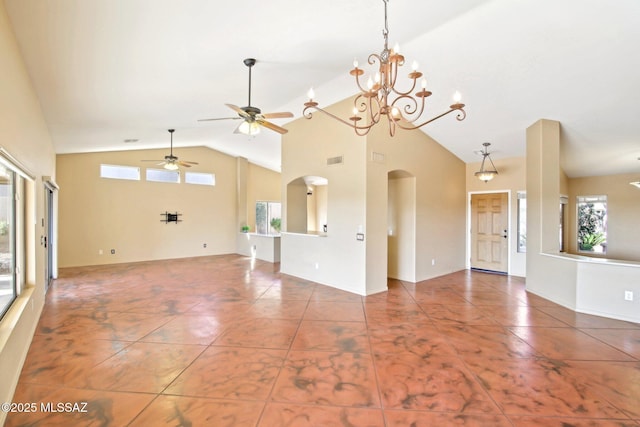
[[327, 155, 344, 166], [370, 152, 385, 163]]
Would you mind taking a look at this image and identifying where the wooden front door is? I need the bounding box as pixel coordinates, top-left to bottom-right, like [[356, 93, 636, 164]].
[[470, 193, 508, 273]]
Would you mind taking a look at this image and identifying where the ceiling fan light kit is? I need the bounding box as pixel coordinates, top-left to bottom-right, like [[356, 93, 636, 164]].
[[141, 129, 199, 170], [303, 0, 466, 136], [198, 58, 293, 135]]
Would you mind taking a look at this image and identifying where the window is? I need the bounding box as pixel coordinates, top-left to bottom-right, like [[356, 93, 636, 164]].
[[559, 196, 568, 252], [517, 192, 526, 253], [577, 195, 607, 254], [185, 172, 215, 186], [100, 164, 140, 180], [0, 153, 28, 320], [146, 168, 180, 183], [256, 201, 281, 235]]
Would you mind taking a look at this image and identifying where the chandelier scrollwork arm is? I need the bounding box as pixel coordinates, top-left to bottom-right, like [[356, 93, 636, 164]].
[[302, 0, 467, 136]]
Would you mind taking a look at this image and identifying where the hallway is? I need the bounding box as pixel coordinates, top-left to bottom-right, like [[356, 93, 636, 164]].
[[6, 255, 640, 426]]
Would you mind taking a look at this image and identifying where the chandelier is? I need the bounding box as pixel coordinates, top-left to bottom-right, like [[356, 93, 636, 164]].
[[475, 142, 498, 182], [303, 0, 466, 137]]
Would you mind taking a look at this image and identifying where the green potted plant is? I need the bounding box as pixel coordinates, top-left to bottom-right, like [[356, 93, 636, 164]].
[[270, 217, 281, 233], [579, 232, 605, 251], [241, 225, 250, 233]]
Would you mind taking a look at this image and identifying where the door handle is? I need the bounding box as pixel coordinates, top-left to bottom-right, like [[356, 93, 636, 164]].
[[502, 229, 508, 239]]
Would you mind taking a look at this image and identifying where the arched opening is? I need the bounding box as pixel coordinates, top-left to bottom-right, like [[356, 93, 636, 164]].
[[286, 176, 328, 234], [387, 170, 416, 281]]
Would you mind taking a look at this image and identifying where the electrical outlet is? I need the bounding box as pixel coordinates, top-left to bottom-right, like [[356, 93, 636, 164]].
[[203, 243, 207, 248], [624, 291, 634, 301]]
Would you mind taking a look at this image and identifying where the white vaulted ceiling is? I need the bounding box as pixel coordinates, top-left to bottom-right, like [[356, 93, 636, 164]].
[[4, 0, 640, 176]]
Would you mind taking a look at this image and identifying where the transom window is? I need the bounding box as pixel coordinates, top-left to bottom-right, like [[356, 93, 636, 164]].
[[100, 164, 140, 180]]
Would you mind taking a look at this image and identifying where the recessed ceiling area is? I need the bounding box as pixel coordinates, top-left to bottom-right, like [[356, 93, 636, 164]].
[[4, 0, 640, 176]]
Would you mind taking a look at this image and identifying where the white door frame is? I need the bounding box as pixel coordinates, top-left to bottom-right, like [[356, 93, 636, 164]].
[[466, 190, 512, 274], [43, 178, 59, 286]]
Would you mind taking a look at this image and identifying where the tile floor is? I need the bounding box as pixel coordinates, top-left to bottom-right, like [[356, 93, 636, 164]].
[[6, 254, 640, 426]]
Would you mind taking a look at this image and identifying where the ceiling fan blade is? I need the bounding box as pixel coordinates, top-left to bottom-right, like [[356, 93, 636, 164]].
[[181, 161, 199, 165], [257, 119, 288, 134], [225, 104, 250, 117], [198, 117, 242, 122], [177, 161, 193, 167], [261, 112, 294, 119], [141, 159, 164, 162]]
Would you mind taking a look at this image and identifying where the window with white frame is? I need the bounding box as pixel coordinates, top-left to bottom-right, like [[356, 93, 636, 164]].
[[517, 192, 526, 253], [256, 201, 282, 235], [185, 172, 215, 186], [146, 168, 180, 183], [577, 195, 607, 254], [100, 164, 140, 181], [0, 154, 28, 320]]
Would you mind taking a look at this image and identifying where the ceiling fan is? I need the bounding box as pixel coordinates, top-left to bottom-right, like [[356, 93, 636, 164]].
[[142, 129, 198, 170], [198, 58, 293, 135]]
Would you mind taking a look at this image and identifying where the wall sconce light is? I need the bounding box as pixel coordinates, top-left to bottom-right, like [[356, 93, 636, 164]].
[[475, 142, 498, 183]]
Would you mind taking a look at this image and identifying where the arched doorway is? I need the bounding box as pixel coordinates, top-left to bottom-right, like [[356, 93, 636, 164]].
[[387, 170, 416, 281]]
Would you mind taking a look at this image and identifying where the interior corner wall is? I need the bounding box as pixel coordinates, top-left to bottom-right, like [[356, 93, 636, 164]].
[[56, 146, 238, 268], [0, 1, 57, 421], [280, 98, 368, 294], [525, 119, 577, 308], [236, 157, 249, 230], [466, 156, 527, 277]]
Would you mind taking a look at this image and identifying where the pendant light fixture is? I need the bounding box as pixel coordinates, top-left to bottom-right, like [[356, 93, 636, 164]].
[[475, 142, 498, 183]]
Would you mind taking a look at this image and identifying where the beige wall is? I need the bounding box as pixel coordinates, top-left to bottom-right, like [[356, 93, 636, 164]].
[[56, 147, 240, 267], [0, 2, 57, 422], [281, 97, 466, 295], [466, 156, 527, 276], [525, 119, 640, 323], [281, 97, 367, 293], [366, 119, 467, 291], [568, 173, 640, 261]]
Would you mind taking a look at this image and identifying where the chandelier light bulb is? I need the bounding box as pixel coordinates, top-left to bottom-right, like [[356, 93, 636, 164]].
[[307, 87, 315, 100], [453, 91, 462, 103], [375, 72, 381, 83], [353, 58, 359, 68], [391, 107, 400, 117], [352, 107, 359, 115], [393, 42, 400, 54], [367, 76, 374, 90], [412, 60, 419, 71], [421, 78, 427, 89]]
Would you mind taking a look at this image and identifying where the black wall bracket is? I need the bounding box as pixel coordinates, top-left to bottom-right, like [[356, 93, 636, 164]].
[[161, 211, 182, 224]]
